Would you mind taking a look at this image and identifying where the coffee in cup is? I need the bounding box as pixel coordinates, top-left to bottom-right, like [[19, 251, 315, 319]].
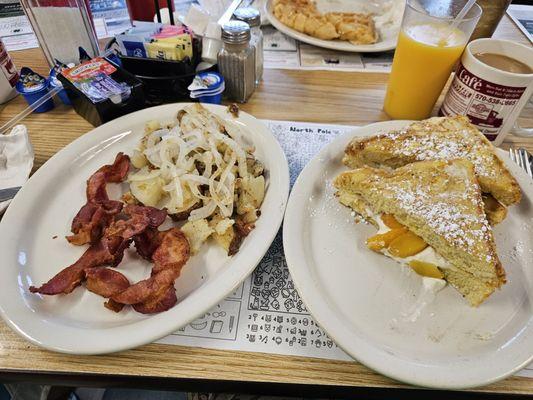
[[439, 38, 533, 145]]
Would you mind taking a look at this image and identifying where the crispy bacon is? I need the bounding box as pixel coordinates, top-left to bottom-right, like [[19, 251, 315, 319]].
[[105, 205, 166, 242], [132, 285, 177, 314], [97, 152, 130, 182], [29, 236, 128, 295], [133, 228, 163, 260], [31, 153, 192, 315], [112, 268, 179, 305], [125, 204, 167, 227], [67, 201, 123, 246], [67, 153, 131, 246], [85, 267, 130, 298], [85, 267, 130, 313], [112, 228, 190, 313]]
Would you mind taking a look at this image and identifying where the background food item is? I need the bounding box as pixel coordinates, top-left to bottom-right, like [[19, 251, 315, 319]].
[[273, 0, 377, 44]]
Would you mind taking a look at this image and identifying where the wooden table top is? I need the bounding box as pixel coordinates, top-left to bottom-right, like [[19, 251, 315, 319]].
[[0, 14, 532, 396]]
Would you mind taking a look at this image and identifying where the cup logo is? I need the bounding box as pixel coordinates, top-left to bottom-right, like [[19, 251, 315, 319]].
[[458, 68, 482, 91], [440, 63, 527, 141]]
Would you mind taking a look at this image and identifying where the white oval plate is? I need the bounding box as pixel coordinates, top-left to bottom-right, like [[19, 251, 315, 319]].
[[265, 0, 400, 53], [0, 103, 289, 355], [283, 120, 533, 389]]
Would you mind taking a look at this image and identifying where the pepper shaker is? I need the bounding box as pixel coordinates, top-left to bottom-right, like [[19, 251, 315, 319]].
[[233, 7, 263, 86], [218, 21, 256, 103]]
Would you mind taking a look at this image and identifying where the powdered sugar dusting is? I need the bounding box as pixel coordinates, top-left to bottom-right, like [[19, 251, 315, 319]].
[[370, 162, 494, 261], [380, 118, 497, 178]]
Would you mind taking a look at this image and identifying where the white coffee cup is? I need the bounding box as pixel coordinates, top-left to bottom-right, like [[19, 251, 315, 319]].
[[440, 38, 533, 146]]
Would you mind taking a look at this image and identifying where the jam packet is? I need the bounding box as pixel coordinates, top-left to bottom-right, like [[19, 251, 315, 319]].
[[61, 57, 131, 104]]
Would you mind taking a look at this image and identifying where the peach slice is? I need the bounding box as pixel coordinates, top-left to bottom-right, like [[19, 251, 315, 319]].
[[366, 228, 407, 252], [408, 260, 444, 279], [388, 231, 428, 258], [381, 214, 404, 229]]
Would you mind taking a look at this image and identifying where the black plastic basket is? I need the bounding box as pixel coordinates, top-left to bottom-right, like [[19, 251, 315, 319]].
[[58, 58, 146, 127], [106, 37, 209, 106]]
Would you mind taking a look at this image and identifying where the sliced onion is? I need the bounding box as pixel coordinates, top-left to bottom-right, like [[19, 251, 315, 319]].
[[189, 200, 217, 221]]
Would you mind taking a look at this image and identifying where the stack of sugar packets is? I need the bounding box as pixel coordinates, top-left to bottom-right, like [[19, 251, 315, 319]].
[[116, 22, 194, 62]]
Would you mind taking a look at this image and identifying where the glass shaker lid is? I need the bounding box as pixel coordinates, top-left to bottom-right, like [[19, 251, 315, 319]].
[[233, 7, 261, 28], [221, 20, 251, 44]]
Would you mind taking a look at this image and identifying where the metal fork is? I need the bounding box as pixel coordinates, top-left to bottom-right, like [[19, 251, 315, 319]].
[[509, 147, 533, 178]]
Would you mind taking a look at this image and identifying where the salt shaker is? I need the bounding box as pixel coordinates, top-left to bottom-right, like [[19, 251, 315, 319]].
[[233, 7, 263, 86], [218, 21, 256, 103]]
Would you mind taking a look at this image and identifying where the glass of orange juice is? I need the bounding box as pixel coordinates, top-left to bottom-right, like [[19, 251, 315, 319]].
[[384, 0, 482, 120]]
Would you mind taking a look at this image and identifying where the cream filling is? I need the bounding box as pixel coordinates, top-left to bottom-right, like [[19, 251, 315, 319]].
[[368, 210, 451, 284], [366, 210, 449, 321]]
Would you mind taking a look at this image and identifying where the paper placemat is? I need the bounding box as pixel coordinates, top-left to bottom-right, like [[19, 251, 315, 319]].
[[156, 119, 533, 379], [263, 26, 394, 72]]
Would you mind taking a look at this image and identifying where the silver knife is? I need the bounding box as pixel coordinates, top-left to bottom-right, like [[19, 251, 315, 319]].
[[0, 186, 21, 202]]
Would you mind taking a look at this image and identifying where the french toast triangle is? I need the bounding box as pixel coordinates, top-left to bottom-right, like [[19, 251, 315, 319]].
[[333, 159, 506, 307], [342, 116, 521, 213]]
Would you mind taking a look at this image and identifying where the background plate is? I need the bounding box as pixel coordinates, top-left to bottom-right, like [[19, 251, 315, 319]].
[[0, 103, 289, 355], [283, 120, 533, 389], [265, 0, 401, 53]]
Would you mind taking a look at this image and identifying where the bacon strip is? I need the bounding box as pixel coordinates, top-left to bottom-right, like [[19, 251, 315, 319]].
[[133, 285, 177, 314], [112, 228, 190, 313], [30, 205, 168, 302], [29, 236, 128, 295], [67, 201, 123, 246], [133, 228, 163, 261], [85, 267, 130, 298], [85, 267, 130, 312], [67, 153, 130, 246]]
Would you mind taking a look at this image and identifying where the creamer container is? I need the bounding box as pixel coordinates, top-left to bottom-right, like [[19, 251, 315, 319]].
[[233, 7, 263, 86], [188, 72, 224, 104], [217, 21, 255, 103], [16, 67, 54, 112], [49, 59, 72, 105]]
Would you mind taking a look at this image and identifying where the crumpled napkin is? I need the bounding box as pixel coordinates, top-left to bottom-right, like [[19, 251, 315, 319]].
[[0, 125, 34, 214]]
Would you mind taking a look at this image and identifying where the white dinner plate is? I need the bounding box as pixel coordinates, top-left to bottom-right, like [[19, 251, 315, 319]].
[[0, 103, 289, 355], [283, 120, 533, 389], [265, 0, 401, 53]]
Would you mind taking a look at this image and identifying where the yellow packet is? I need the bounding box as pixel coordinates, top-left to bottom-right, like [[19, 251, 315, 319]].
[[145, 41, 183, 61], [157, 34, 193, 59]]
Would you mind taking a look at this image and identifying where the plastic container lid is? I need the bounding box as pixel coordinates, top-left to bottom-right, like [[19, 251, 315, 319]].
[[188, 72, 224, 91], [16, 67, 48, 94]]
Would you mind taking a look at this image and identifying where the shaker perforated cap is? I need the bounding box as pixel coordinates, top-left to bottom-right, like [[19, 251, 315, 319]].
[[233, 7, 261, 28], [221, 20, 251, 44]]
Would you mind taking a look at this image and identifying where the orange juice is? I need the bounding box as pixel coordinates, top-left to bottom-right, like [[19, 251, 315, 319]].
[[384, 23, 467, 120]]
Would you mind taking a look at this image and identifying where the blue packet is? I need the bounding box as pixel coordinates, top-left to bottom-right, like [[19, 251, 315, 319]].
[[123, 41, 147, 58], [116, 34, 151, 57]]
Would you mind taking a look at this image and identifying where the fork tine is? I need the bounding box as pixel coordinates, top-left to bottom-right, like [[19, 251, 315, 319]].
[[509, 148, 516, 163], [514, 149, 525, 169], [519, 148, 533, 178], [511, 148, 522, 168]]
